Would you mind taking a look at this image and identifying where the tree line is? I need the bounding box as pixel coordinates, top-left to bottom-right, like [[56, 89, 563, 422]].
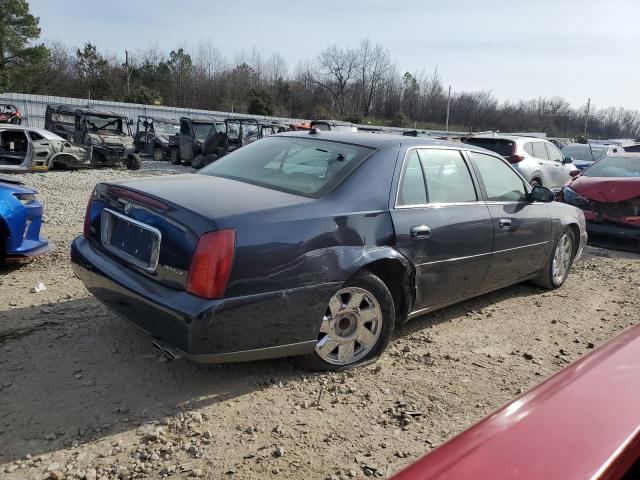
[[2, 0, 639, 139]]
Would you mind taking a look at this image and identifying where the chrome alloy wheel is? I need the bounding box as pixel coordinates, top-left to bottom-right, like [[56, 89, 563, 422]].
[[315, 287, 383, 366], [552, 233, 573, 284]]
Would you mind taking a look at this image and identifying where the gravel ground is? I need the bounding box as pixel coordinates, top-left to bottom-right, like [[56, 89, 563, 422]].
[[1, 161, 639, 480]]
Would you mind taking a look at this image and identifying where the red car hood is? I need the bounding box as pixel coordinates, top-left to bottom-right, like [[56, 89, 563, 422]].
[[570, 176, 640, 202]]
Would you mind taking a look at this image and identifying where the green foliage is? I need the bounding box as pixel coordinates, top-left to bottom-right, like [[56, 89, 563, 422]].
[[126, 85, 162, 105], [0, 0, 48, 90], [75, 42, 111, 98], [247, 89, 274, 116]]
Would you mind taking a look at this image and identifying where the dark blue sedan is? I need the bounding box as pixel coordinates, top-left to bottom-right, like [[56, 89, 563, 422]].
[[1, 174, 52, 262], [71, 132, 587, 370]]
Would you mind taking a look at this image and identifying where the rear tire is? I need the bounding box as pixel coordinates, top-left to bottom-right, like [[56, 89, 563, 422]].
[[153, 147, 166, 162], [124, 153, 142, 170], [533, 227, 576, 289], [169, 148, 181, 165], [191, 154, 206, 169], [297, 270, 395, 371]]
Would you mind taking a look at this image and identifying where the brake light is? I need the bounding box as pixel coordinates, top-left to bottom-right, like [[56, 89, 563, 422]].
[[507, 154, 525, 163], [83, 190, 94, 237], [187, 230, 235, 299]]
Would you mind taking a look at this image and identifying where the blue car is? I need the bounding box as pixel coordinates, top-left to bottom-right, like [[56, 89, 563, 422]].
[[0, 174, 52, 262]]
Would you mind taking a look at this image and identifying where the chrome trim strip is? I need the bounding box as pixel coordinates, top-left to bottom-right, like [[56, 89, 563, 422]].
[[416, 251, 492, 267], [100, 208, 162, 273], [396, 201, 486, 210], [415, 241, 549, 267]]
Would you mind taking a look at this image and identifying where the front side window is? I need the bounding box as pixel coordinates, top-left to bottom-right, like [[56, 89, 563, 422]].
[[192, 122, 213, 140], [545, 143, 564, 162], [200, 137, 374, 198], [397, 150, 427, 206], [418, 149, 477, 203], [470, 152, 527, 202], [29, 131, 45, 141]]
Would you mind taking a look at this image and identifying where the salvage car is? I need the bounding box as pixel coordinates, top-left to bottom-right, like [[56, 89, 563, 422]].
[[561, 142, 623, 170], [0, 104, 22, 125], [71, 132, 587, 370], [0, 125, 91, 172], [464, 134, 578, 191], [134, 115, 179, 161], [170, 116, 228, 168], [0, 174, 52, 263], [559, 153, 640, 241], [44, 104, 141, 170], [392, 322, 640, 480]]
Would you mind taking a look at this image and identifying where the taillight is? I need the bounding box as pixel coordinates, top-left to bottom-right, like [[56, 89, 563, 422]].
[[187, 230, 235, 299], [507, 154, 525, 163], [83, 191, 94, 237]]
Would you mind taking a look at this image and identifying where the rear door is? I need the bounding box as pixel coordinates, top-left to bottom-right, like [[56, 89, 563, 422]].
[[391, 147, 493, 312], [179, 119, 194, 162], [468, 151, 551, 287]]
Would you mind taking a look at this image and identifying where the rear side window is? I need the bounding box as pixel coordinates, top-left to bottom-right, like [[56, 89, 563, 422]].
[[470, 152, 527, 202], [524, 142, 534, 156], [397, 150, 427, 206], [464, 138, 514, 157], [200, 137, 374, 198], [532, 142, 548, 159], [418, 149, 477, 203]]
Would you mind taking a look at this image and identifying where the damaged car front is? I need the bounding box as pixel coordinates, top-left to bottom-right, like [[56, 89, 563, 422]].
[[84, 113, 141, 170], [559, 153, 640, 240]]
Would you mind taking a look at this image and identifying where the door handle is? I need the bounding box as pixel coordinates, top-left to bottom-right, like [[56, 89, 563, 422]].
[[410, 225, 431, 239], [499, 218, 512, 229], [537, 161, 544, 165]]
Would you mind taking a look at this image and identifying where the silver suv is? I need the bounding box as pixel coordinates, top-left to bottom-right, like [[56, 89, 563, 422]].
[[464, 134, 578, 192]]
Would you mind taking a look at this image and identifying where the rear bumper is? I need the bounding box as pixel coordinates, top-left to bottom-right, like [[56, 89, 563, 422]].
[[70, 235, 336, 363], [6, 241, 53, 260]]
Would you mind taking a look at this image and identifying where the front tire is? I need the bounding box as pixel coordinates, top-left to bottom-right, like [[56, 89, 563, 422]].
[[169, 148, 181, 165], [124, 153, 142, 170], [298, 270, 395, 371], [191, 154, 206, 169], [533, 228, 576, 289]]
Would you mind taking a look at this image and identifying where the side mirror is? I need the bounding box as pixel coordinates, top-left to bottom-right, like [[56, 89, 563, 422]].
[[529, 185, 555, 203], [563, 157, 573, 164]]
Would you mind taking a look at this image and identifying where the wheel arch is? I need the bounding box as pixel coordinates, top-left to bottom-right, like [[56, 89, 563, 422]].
[[348, 252, 415, 324]]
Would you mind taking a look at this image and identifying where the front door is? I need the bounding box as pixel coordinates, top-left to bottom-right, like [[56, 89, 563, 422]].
[[391, 148, 493, 312], [468, 151, 552, 287], [179, 119, 194, 162], [27, 130, 55, 168], [544, 142, 569, 191]]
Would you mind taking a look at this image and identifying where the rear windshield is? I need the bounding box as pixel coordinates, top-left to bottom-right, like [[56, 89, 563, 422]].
[[464, 138, 514, 157], [199, 136, 374, 198], [562, 145, 608, 162], [584, 156, 640, 178]]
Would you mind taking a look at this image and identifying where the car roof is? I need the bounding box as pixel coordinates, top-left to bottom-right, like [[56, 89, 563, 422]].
[[564, 143, 611, 148], [311, 119, 356, 126], [467, 134, 548, 142], [138, 115, 179, 123], [0, 125, 65, 141], [47, 103, 125, 118], [180, 116, 223, 122], [274, 130, 492, 153]]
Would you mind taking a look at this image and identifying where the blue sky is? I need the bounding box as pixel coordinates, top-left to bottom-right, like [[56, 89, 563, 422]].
[[29, 0, 640, 110]]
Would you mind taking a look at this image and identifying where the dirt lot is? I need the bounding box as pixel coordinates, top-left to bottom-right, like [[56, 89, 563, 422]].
[[1, 162, 639, 480]]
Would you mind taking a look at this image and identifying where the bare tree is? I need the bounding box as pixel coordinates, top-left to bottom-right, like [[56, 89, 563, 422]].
[[312, 45, 358, 116], [358, 39, 391, 117]]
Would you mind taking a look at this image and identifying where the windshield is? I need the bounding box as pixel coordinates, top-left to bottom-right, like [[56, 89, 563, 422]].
[[464, 138, 514, 157], [148, 120, 178, 135], [199, 137, 374, 198], [562, 145, 608, 162], [584, 156, 640, 178], [193, 122, 213, 140], [85, 114, 124, 134]]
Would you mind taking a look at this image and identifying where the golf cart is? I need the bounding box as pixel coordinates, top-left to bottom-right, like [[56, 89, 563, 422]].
[[44, 104, 141, 170], [0, 104, 22, 125], [225, 118, 260, 152], [170, 116, 228, 169], [134, 115, 179, 161]]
